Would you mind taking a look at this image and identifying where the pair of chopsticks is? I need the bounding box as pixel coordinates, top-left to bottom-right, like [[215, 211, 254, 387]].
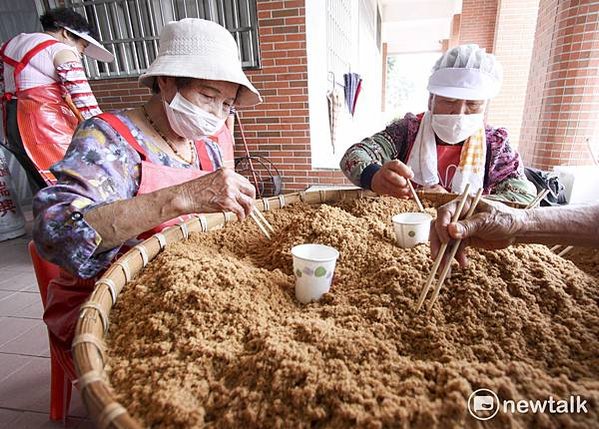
[[551, 244, 573, 257], [525, 189, 549, 209], [250, 207, 275, 239], [415, 184, 485, 314]]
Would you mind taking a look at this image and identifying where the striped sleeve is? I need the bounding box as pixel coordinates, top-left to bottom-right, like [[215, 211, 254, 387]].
[[56, 61, 102, 119], [339, 118, 413, 188]]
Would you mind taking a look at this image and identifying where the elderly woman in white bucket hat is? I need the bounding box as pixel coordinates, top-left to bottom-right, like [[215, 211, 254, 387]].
[[32, 18, 262, 350], [340, 44, 536, 204]]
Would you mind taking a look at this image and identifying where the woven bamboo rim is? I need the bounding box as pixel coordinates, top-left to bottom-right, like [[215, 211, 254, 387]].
[[72, 189, 526, 428]]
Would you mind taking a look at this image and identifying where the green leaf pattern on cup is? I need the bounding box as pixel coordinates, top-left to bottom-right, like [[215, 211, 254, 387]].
[[296, 266, 329, 279], [314, 266, 326, 277]]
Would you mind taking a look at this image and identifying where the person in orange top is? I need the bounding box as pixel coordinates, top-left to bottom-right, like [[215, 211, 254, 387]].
[[0, 7, 113, 188]]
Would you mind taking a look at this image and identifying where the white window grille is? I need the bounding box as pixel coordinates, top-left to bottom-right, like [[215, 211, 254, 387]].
[[45, 0, 260, 79], [326, 0, 352, 87]]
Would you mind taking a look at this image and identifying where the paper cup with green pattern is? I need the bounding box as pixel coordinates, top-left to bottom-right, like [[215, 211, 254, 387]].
[[291, 244, 339, 304], [392, 212, 433, 248]]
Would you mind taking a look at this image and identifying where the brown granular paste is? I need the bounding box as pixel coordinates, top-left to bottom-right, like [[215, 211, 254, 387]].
[[564, 247, 599, 279], [106, 197, 599, 429]]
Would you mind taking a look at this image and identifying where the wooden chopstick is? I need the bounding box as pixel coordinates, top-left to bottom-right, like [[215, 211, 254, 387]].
[[415, 184, 471, 312], [550, 244, 574, 257], [253, 207, 275, 234], [425, 188, 484, 314], [525, 189, 549, 209], [250, 210, 271, 240], [250, 206, 275, 239], [557, 245, 574, 257], [407, 180, 425, 212]]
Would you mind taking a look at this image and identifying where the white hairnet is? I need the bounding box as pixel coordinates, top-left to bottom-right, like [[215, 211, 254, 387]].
[[427, 44, 503, 100]]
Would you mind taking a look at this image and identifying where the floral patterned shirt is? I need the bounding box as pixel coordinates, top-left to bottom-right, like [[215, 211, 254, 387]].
[[340, 113, 536, 202], [33, 110, 223, 279]]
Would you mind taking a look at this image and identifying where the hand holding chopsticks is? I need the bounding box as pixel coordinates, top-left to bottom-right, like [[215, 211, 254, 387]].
[[416, 185, 486, 313]]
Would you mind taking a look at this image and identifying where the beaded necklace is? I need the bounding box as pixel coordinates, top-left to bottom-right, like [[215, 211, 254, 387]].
[[141, 105, 195, 165]]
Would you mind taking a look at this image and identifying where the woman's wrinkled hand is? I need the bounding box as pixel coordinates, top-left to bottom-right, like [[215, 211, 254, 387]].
[[370, 160, 415, 198], [177, 168, 256, 220], [430, 196, 526, 267]]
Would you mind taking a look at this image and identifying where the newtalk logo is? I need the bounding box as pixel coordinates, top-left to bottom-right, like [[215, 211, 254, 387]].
[[468, 388, 589, 421]]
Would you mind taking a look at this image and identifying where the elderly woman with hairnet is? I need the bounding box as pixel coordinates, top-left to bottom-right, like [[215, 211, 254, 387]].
[[340, 44, 536, 204]]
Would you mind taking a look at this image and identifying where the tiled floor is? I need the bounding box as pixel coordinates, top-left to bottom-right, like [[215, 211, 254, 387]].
[[0, 217, 93, 428]]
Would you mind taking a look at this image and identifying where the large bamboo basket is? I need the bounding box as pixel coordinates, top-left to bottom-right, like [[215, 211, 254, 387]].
[[72, 189, 527, 429]]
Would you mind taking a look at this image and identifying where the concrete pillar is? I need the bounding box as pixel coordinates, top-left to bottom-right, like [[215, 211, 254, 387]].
[[459, 0, 500, 52], [519, 0, 599, 169], [487, 0, 540, 148]]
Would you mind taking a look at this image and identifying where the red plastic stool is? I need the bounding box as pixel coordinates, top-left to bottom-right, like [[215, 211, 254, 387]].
[[28, 241, 76, 422]]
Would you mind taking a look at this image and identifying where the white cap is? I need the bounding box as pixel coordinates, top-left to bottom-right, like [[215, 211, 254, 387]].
[[427, 44, 502, 100], [139, 18, 262, 108], [63, 26, 114, 63]]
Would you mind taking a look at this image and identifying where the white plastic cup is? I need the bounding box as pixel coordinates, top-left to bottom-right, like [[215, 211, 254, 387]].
[[291, 244, 339, 304], [392, 212, 433, 248]]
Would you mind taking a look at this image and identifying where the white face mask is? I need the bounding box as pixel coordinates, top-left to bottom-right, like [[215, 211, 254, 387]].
[[163, 92, 226, 140], [431, 113, 484, 144]]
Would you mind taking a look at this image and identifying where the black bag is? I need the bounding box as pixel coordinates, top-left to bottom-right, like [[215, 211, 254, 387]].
[[524, 167, 567, 206]]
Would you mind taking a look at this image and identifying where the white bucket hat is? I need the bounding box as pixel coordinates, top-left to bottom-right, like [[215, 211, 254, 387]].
[[427, 44, 502, 100], [139, 18, 262, 107], [63, 26, 114, 63]]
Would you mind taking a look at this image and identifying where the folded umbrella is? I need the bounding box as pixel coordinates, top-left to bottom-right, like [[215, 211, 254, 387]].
[[344, 72, 362, 116], [351, 78, 362, 116], [327, 87, 343, 153]]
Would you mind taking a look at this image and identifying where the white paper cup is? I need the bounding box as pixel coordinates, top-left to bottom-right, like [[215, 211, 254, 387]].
[[392, 212, 433, 248], [291, 244, 339, 304]]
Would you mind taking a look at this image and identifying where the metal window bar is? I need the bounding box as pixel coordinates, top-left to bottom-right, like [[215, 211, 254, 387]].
[[49, 0, 260, 80], [326, 0, 352, 86]]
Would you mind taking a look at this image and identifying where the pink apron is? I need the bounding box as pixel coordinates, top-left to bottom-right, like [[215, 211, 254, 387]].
[[0, 38, 80, 184], [43, 112, 216, 348]]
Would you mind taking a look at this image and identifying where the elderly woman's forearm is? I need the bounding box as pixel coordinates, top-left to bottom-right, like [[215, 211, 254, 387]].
[[515, 204, 599, 247], [340, 135, 399, 188], [85, 186, 186, 250]]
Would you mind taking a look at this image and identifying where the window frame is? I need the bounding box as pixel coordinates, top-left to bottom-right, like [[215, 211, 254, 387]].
[[44, 0, 261, 80]]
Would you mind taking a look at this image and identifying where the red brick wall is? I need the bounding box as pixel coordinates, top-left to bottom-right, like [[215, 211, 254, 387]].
[[519, 0, 599, 169], [459, 0, 499, 52], [486, 0, 540, 148], [89, 0, 351, 193], [89, 77, 150, 110], [235, 0, 350, 191]]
